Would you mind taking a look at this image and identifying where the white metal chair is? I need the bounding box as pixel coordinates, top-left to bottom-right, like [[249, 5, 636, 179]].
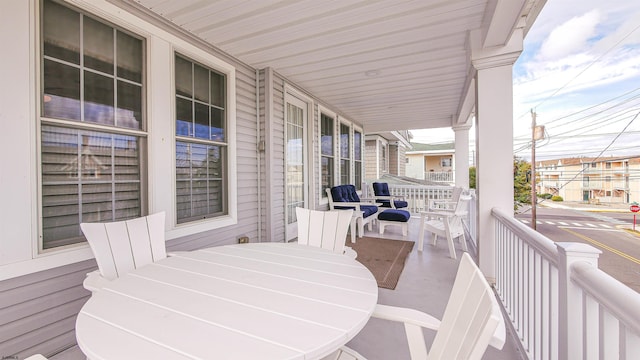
[[419, 195, 471, 259], [80, 212, 166, 292], [296, 207, 356, 258], [325, 253, 505, 360]]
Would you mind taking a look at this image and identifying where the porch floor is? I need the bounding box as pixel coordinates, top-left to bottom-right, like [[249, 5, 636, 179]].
[[345, 216, 525, 360]]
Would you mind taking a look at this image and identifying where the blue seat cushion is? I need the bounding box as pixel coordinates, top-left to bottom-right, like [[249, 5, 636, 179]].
[[379, 200, 409, 209], [336, 204, 378, 218], [372, 182, 390, 196], [378, 209, 411, 222]]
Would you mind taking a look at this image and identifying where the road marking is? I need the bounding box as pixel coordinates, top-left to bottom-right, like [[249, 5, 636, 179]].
[[558, 226, 623, 232], [572, 223, 582, 226], [559, 222, 568, 226], [561, 227, 640, 265], [545, 221, 555, 225], [600, 224, 612, 229], [586, 223, 597, 228]]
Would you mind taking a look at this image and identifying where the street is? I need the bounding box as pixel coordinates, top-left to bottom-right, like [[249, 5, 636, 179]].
[[515, 206, 640, 293]]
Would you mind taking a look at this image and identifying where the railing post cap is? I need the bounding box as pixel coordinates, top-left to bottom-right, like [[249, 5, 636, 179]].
[[556, 242, 602, 257]]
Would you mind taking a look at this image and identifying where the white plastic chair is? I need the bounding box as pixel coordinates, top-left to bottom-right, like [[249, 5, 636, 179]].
[[419, 195, 471, 259], [80, 212, 166, 292], [428, 186, 464, 212], [25, 355, 48, 360], [325, 253, 505, 360], [296, 207, 356, 258]]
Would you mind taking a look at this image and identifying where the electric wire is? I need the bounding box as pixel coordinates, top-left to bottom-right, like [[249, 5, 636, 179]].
[[528, 110, 640, 209], [514, 21, 640, 122]]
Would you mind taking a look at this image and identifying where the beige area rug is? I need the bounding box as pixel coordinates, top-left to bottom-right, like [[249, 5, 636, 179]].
[[347, 237, 414, 290]]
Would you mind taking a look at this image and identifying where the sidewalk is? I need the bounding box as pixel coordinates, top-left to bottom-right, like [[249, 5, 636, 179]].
[[538, 200, 634, 213]]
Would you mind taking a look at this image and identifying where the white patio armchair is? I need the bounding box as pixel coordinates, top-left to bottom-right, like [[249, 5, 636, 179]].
[[325, 253, 505, 360], [428, 186, 464, 212], [80, 211, 167, 292], [418, 194, 471, 259], [296, 207, 356, 258]]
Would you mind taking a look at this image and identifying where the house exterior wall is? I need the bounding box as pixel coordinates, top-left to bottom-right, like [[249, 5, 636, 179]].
[[406, 153, 426, 179], [364, 139, 378, 181], [389, 145, 399, 175], [0, 0, 260, 356], [397, 145, 407, 177], [0, 1, 371, 354]]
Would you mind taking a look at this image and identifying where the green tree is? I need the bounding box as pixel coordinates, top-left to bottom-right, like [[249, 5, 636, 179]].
[[514, 158, 531, 204], [469, 166, 476, 189]]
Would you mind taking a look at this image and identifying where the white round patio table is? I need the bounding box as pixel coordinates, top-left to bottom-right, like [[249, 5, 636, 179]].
[[76, 242, 378, 360]]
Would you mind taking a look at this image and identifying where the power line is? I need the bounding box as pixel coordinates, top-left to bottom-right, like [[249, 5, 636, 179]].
[[515, 21, 640, 122], [534, 110, 640, 206]]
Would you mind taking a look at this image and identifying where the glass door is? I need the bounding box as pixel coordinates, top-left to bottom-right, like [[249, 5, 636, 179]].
[[285, 96, 307, 241]]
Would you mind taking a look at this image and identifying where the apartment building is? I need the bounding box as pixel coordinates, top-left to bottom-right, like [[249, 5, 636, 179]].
[[537, 156, 640, 204]]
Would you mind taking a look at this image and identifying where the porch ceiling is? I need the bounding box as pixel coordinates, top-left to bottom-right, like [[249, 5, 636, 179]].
[[125, 0, 543, 133]]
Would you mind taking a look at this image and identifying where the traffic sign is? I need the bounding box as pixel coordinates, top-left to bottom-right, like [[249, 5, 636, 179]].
[[631, 204, 640, 213]]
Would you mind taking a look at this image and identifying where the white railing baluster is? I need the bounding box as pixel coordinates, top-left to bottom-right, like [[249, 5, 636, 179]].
[[492, 208, 640, 360]]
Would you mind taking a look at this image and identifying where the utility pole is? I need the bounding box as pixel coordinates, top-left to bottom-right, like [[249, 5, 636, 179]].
[[531, 109, 537, 230], [530, 109, 545, 230]]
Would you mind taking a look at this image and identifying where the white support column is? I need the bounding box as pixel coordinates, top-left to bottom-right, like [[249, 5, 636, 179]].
[[556, 243, 601, 360], [453, 124, 471, 189], [472, 28, 523, 279]]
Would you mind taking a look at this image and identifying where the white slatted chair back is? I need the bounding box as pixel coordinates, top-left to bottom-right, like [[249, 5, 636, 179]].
[[80, 212, 166, 281], [296, 207, 353, 255], [325, 253, 504, 360], [426, 252, 503, 360]]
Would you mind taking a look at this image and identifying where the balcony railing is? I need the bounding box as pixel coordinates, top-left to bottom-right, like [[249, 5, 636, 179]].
[[424, 171, 454, 183], [492, 208, 640, 359]]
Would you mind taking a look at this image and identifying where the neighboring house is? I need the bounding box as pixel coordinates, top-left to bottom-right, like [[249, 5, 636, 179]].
[[406, 142, 455, 184], [364, 131, 412, 183], [537, 156, 640, 204], [0, 0, 546, 357]]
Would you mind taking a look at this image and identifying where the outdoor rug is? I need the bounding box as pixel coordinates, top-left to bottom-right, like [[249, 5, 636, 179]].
[[348, 236, 414, 290]]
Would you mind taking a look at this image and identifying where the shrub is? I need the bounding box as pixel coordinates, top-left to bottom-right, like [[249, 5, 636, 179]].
[[538, 193, 552, 199], [551, 195, 563, 202]]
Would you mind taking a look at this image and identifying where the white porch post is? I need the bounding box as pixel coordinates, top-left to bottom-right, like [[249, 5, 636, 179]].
[[556, 243, 601, 360], [471, 29, 523, 279], [453, 124, 470, 189]]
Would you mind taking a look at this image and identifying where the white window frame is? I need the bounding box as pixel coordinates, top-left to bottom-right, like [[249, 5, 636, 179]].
[[317, 105, 337, 204], [353, 125, 364, 191], [0, 0, 237, 280]]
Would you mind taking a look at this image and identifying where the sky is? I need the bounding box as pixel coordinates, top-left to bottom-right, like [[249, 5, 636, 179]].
[[412, 0, 640, 161]]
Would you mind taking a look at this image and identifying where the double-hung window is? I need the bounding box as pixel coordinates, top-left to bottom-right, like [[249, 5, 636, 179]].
[[353, 129, 363, 190], [339, 123, 351, 185], [320, 113, 335, 197], [174, 54, 227, 224], [40, 0, 145, 250]]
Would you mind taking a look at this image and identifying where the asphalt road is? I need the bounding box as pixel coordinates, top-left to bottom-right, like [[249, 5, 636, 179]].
[[515, 206, 640, 293]]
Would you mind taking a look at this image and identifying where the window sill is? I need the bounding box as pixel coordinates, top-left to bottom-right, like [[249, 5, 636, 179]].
[[0, 246, 94, 282], [166, 214, 237, 240]]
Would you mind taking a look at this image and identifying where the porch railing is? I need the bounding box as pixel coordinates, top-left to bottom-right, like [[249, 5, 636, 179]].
[[492, 208, 640, 360], [384, 184, 454, 213]]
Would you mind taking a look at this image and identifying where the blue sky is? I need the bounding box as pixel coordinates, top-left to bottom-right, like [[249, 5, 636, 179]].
[[413, 1, 640, 161]]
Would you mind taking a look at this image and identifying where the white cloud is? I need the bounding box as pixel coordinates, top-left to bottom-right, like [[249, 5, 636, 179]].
[[511, 1, 640, 159], [537, 10, 601, 61]]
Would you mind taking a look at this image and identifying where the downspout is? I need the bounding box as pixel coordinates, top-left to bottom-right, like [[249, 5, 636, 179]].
[[256, 68, 262, 242]]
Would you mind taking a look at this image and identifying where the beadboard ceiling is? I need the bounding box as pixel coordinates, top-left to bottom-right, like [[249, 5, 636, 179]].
[[126, 0, 543, 132]]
